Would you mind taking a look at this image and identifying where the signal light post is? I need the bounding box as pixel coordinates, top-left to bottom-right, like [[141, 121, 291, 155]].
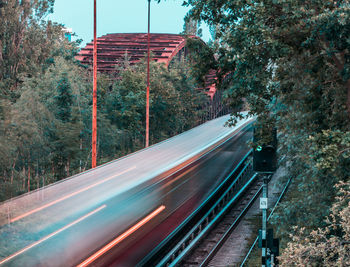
[[260, 174, 270, 267], [253, 128, 278, 267]]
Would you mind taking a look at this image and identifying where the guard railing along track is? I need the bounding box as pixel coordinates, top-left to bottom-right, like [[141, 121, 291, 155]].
[[193, 180, 263, 267], [140, 150, 258, 267]]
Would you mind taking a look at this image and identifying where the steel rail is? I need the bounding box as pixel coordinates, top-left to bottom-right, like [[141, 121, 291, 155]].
[[199, 182, 263, 267]]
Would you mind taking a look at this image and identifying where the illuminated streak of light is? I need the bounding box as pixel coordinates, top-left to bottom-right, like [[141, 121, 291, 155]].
[[11, 167, 136, 223], [0, 205, 107, 266], [77, 205, 166, 267], [161, 163, 198, 190]]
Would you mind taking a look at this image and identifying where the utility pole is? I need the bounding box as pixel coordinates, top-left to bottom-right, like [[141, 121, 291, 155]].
[[145, 0, 151, 148], [92, 0, 97, 168]]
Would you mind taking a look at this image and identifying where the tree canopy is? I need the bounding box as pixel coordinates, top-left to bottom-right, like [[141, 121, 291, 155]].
[[0, 0, 64, 100], [279, 181, 350, 266]]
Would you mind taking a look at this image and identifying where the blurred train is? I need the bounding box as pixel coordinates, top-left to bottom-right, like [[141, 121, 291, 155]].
[[0, 113, 254, 266]]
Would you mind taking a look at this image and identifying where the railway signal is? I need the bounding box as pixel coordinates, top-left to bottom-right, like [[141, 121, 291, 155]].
[[253, 127, 278, 267], [253, 128, 277, 173]]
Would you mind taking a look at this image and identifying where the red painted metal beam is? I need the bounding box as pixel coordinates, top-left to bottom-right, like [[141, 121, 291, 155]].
[[146, 0, 151, 148], [77, 33, 217, 98], [92, 0, 97, 168]]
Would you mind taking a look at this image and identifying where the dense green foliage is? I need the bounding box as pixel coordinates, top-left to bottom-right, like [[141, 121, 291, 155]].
[[280, 181, 349, 266], [182, 0, 350, 263], [0, 1, 206, 201], [0, 0, 59, 99]]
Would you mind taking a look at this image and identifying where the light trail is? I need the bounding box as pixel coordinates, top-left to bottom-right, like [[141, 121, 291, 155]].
[[161, 162, 198, 190], [0, 205, 107, 266], [10, 167, 136, 223], [77, 205, 166, 267]]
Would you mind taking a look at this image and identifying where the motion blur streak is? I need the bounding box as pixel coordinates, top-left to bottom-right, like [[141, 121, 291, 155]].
[[11, 167, 136, 223], [0, 205, 107, 266], [77, 205, 166, 267]]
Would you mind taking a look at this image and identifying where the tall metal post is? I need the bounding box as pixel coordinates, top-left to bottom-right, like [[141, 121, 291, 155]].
[[92, 0, 97, 168], [145, 0, 151, 148], [261, 175, 269, 267]]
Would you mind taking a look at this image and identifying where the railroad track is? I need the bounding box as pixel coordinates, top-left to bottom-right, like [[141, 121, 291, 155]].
[[182, 179, 262, 267], [140, 151, 261, 267]]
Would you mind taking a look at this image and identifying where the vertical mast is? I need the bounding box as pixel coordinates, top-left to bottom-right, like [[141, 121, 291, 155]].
[[92, 0, 97, 168], [146, 0, 151, 148]]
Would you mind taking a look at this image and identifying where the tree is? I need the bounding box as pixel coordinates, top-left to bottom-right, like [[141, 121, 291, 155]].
[[109, 59, 205, 148], [279, 181, 350, 266], [181, 0, 350, 249], [0, 53, 91, 199], [184, 0, 349, 120], [0, 0, 63, 100], [55, 73, 73, 122]]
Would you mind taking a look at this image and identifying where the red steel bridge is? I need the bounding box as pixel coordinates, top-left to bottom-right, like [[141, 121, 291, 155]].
[[76, 33, 223, 119]]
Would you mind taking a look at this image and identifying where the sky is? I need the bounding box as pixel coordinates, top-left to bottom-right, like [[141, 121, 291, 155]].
[[48, 0, 211, 47]]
